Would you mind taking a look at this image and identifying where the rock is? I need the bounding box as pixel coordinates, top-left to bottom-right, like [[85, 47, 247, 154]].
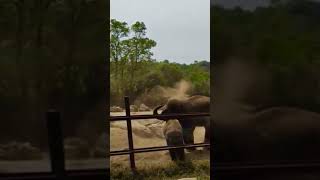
[[130, 105, 138, 112], [137, 119, 162, 126], [64, 137, 90, 159], [110, 106, 124, 112], [147, 122, 165, 138], [139, 103, 151, 111], [131, 122, 154, 138], [0, 141, 42, 160], [111, 121, 155, 138]]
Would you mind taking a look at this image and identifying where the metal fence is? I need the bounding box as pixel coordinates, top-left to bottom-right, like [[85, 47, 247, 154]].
[[109, 97, 320, 178], [109, 96, 210, 171]]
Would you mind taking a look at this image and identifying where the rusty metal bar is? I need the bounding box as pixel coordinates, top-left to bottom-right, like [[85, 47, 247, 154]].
[[110, 143, 210, 156], [109, 113, 210, 121], [46, 110, 65, 179], [124, 96, 136, 171]]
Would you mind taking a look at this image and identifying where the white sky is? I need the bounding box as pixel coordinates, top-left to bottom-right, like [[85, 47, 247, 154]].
[[111, 0, 210, 64]]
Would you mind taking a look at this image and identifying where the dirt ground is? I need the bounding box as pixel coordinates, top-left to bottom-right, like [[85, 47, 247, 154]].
[[110, 111, 210, 167]]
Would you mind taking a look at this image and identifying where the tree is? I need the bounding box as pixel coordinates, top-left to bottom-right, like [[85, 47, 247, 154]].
[[110, 19, 129, 82], [109, 20, 156, 101], [126, 22, 156, 92]]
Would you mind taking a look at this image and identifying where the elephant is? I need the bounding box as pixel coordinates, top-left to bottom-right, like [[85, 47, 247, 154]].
[[154, 95, 210, 151], [163, 119, 185, 161]]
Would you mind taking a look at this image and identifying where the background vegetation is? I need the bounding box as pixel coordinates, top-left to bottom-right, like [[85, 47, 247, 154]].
[[110, 19, 210, 107]]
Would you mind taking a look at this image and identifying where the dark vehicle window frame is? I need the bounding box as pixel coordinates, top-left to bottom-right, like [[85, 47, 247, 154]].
[[0, 0, 110, 178], [211, 0, 320, 176]]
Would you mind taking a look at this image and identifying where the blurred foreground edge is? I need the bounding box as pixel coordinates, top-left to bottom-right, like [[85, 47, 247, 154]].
[[0, 110, 108, 180]]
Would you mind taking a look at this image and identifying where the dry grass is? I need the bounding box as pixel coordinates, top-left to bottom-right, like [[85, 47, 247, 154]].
[[111, 159, 210, 180]]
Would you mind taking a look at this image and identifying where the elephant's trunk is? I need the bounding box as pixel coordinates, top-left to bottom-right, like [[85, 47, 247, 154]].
[[153, 105, 164, 115]]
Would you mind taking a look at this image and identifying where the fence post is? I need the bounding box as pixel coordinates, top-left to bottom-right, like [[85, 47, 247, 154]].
[[124, 96, 136, 172], [46, 110, 65, 179]]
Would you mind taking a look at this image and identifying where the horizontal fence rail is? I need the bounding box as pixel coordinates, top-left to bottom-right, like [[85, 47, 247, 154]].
[[109, 113, 210, 121], [110, 143, 210, 156], [109, 96, 210, 171]]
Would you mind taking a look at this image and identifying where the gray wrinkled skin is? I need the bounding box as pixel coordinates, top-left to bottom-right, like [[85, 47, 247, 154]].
[[163, 119, 185, 161], [154, 95, 210, 151]]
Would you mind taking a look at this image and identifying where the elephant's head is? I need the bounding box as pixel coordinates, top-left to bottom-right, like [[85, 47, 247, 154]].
[[153, 99, 184, 120]]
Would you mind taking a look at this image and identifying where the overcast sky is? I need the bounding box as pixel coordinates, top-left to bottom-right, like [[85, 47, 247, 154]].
[[111, 0, 210, 64]]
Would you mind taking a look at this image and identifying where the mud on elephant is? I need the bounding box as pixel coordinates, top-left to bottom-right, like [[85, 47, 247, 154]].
[[154, 95, 210, 151]]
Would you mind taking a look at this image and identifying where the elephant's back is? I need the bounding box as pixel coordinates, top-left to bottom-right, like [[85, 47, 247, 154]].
[[186, 96, 210, 113], [188, 95, 210, 102]]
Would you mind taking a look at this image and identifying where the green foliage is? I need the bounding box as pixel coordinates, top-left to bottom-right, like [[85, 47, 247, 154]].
[[110, 59, 210, 106], [110, 19, 210, 106], [110, 19, 157, 104]]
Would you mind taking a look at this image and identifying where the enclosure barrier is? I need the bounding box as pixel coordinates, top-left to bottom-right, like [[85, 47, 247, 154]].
[[109, 96, 210, 172], [3, 98, 320, 179], [109, 97, 320, 177]]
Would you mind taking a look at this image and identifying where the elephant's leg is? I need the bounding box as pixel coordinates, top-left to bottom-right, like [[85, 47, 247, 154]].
[[169, 149, 176, 161], [177, 148, 185, 161], [166, 138, 177, 161], [182, 126, 196, 151]]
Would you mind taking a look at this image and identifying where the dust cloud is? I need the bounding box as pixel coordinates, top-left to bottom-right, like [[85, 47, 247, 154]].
[[159, 80, 192, 100], [134, 80, 193, 107]]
